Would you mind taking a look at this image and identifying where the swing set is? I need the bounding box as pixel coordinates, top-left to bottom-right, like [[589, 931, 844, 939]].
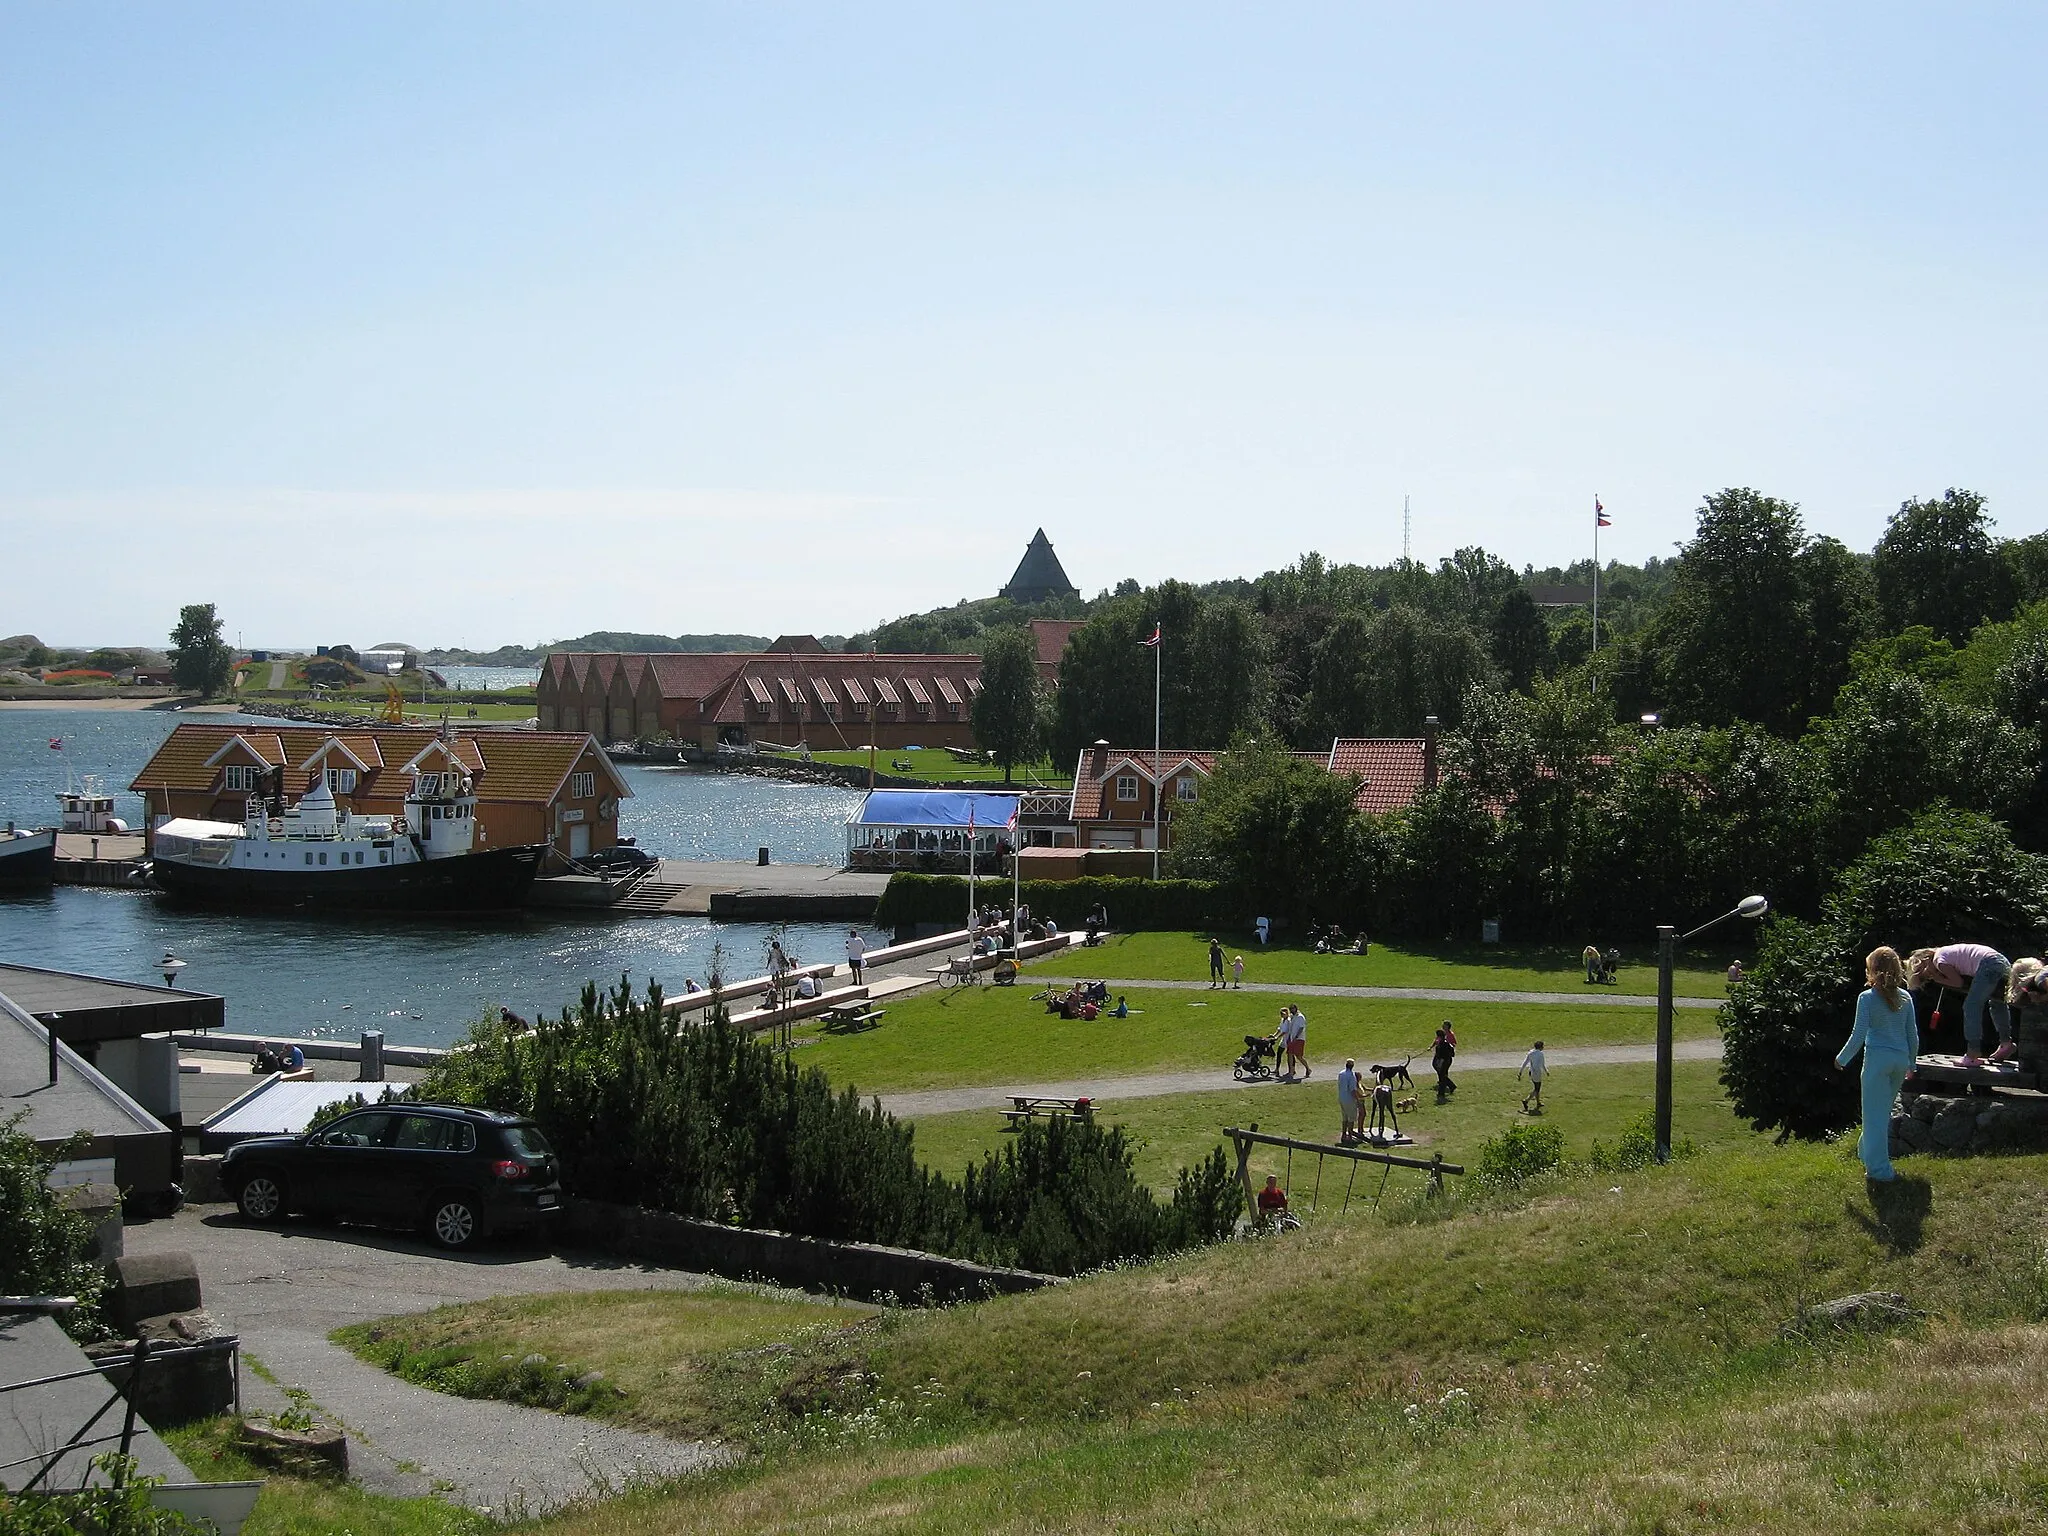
[[1226, 1123, 1464, 1223]]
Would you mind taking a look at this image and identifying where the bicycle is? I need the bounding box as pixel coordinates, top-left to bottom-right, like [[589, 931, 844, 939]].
[[937, 954, 982, 989]]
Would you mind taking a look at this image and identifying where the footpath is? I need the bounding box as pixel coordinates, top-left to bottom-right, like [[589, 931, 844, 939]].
[[879, 1037, 1727, 1119], [1026, 975, 1722, 1009]]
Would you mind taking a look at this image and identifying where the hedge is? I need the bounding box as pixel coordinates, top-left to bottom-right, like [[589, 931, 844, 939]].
[[874, 873, 1239, 932]]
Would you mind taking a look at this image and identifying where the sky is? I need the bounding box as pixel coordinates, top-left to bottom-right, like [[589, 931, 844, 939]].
[[3, 3, 2045, 650]]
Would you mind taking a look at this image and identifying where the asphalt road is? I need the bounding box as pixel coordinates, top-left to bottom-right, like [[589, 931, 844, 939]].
[[124, 1206, 728, 1513]]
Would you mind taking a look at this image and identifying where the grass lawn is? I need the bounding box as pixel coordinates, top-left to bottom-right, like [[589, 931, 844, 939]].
[[904, 1057, 1743, 1192], [523, 1140, 2048, 1533], [161, 1417, 489, 1535], [1035, 929, 1736, 998], [799, 747, 1072, 787], [334, 1287, 872, 1445], [788, 982, 1697, 1096]]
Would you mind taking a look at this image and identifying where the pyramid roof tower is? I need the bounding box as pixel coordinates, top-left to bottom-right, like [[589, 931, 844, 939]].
[[1000, 529, 1080, 605]]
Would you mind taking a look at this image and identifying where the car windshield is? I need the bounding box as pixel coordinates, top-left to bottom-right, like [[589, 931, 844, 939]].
[[502, 1125, 553, 1160]]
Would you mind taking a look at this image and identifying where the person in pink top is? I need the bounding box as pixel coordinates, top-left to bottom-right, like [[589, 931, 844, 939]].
[[1907, 943, 2014, 1067]]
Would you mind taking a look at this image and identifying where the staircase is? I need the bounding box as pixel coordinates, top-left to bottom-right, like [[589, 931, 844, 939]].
[[611, 878, 688, 916]]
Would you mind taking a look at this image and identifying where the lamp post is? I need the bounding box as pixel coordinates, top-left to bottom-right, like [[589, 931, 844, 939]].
[[159, 948, 187, 988], [1655, 894, 1769, 1161]]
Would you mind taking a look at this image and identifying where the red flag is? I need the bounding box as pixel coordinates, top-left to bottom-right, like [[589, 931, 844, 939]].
[[1139, 624, 1162, 648], [48, 737, 63, 750], [1595, 496, 1611, 528]]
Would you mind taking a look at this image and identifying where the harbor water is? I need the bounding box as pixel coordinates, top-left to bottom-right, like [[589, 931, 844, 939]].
[[0, 708, 878, 1048]]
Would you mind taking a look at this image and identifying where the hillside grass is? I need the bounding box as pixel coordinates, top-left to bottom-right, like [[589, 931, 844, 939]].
[[1034, 930, 1735, 998], [905, 1058, 1742, 1191], [786, 983, 1698, 1095], [348, 1137, 2048, 1533]]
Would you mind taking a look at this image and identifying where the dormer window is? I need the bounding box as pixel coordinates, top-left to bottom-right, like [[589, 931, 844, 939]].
[[224, 765, 260, 792], [1176, 776, 1199, 802], [327, 768, 357, 794], [1116, 775, 1139, 802]]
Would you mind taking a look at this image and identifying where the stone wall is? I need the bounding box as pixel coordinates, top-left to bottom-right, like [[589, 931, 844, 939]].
[[1891, 1088, 2048, 1157], [560, 1197, 1056, 1305]]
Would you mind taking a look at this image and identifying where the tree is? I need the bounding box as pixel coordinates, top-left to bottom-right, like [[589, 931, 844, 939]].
[[969, 628, 1040, 782], [1872, 488, 2012, 642], [1649, 489, 1870, 734], [1166, 734, 1365, 923], [1303, 606, 1493, 740], [167, 603, 233, 696], [1490, 585, 1550, 692]]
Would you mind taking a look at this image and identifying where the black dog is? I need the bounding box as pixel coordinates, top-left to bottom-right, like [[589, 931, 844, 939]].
[[1368, 1057, 1414, 1090]]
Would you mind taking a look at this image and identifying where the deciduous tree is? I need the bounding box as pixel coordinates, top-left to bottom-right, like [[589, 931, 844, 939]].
[[969, 628, 1041, 782], [1872, 488, 2012, 642], [167, 603, 233, 697]]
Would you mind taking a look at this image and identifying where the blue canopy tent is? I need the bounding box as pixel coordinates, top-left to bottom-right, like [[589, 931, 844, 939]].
[[846, 790, 1020, 872]]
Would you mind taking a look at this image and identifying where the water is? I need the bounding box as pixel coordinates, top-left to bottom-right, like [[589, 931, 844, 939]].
[[433, 665, 541, 691], [0, 708, 878, 1047]]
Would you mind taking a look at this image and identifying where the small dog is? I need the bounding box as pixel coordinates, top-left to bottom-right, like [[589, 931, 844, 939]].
[[1369, 1057, 1414, 1090], [1394, 1095, 1418, 1114]]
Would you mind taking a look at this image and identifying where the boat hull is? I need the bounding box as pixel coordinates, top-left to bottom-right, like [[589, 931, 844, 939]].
[[0, 830, 58, 886], [149, 843, 546, 913]]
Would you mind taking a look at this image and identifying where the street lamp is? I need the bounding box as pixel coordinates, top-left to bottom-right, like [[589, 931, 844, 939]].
[[1655, 894, 1768, 1161], [160, 948, 187, 988]]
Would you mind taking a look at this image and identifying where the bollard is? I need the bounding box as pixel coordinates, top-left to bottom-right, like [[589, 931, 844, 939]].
[[358, 1029, 385, 1083], [757, 846, 770, 866]]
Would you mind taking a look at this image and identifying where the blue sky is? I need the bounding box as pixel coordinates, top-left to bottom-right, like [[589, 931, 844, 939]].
[[3, 4, 2043, 648]]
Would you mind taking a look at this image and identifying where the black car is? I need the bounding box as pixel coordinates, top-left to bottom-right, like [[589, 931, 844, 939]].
[[582, 843, 658, 874], [222, 1103, 563, 1250]]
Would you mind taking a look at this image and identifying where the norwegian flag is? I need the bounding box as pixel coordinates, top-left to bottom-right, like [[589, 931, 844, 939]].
[[1138, 624, 1162, 648], [1595, 496, 1611, 528], [48, 737, 63, 750]]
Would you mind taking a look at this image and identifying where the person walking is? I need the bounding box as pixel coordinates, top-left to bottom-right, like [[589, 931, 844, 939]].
[[1518, 1040, 1547, 1113], [1208, 937, 1225, 988], [844, 928, 866, 985], [1431, 1020, 1458, 1099], [1908, 944, 2014, 1066], [1231, 953, 1245, 989], [1287, 1004, 1311, 1081], [1835, 946, 1920, 1182], [1336, 1058, 1363, 1143]]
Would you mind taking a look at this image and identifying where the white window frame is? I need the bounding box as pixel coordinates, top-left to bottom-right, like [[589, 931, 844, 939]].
[[570, 770, 596, 799], [1115, 774, 1139, 802], [327, 768, 357, 794], [1176, 776, 1199, 802]]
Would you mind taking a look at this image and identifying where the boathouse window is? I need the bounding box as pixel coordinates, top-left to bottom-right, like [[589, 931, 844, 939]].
[[327, 769, 357, 794], [224, 765, 259, 792], [570, 771, 596, 799], [1116, 775, 1139, 802]]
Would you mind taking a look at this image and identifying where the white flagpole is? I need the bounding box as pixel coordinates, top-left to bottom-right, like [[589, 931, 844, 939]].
[[1591, 496, 1601, 694], [1152, 630, 1162, 881]]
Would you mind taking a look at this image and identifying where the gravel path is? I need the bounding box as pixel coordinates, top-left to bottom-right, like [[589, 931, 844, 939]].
[[879, 1037, 1726, 1118], [1027, 976, 1724, 1008], [125, 1207, 728, 1513]]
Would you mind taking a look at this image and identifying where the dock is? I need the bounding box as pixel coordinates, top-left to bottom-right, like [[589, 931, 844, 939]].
[[606, 858, 891, 920], [52, 832, 148, 886]]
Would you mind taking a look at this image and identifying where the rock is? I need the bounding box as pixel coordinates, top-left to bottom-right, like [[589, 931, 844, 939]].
[[1931, 1102, 1977, 1150], [104, 1252, 202, 1333], [572, 1370, 606, 1389], [520, 1353, 548, 1368], [1908, 1095, 1943, 1124], [1892, 1114, 1933, 1152], [180, 1154, 228, 1205], [1784, 1291, 1918, 1338], [238, 1418, 348, 1476]]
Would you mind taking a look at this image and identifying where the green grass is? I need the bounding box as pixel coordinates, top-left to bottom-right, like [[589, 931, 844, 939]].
[[798, 747, 1072, 787], [905, 1058, 1742, 1192], [788, 982, 1695, 1095], [1034, 930, 1736, 997], [524, 1139, 2048, 1533], [160, 1417, 490, 1534], [334, 1287, 872, 1445]]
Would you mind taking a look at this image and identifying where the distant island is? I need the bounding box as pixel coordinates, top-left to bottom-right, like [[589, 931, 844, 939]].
[[421, 632, 778, 666]]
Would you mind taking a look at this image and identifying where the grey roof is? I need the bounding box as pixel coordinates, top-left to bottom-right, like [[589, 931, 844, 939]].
[[0, 964, 223, 1044], [201, 1077, 410, 1151], [1000, 529, 1080, 604], [0, 993, 166, 1147]]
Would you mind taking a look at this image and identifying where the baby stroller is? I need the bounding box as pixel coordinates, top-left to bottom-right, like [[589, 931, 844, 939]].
[[1233, 1032, 1282, 1082]]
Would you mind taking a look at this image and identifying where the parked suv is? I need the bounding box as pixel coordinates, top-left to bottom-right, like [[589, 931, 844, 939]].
[[223, 1103, 562, 1250]]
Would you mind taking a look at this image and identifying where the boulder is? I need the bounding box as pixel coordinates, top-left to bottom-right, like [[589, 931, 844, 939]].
[[1891, 1113, 1932, 1153], [1930, 1101, 1978, 1151], [104, 1252, 201, 1333]]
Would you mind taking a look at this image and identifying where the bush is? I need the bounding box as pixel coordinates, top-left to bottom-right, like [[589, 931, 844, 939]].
[[0, 1455, 210, 1534], [416, 980, 1239, 1276], [1588, 1111, 1693, 1172], [874, 873, 1235, 934], [1474, 1122, 1565, 1184], [1721, 808, 2048, 1139], [0, 1115, 107, 1338]]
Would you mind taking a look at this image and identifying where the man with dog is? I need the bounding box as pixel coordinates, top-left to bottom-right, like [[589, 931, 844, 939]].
[[1432, 1020, 1458, 1099]]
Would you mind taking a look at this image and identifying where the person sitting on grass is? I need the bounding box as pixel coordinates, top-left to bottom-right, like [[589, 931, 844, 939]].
[[1110, 995, 1129, 1018]]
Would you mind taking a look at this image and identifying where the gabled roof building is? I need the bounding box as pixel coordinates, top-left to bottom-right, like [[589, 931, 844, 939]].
[[1000, 529, 1081, 605]]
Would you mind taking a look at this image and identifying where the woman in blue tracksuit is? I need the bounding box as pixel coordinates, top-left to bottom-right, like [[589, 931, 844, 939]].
[[1835, 946, 1920, 1181]]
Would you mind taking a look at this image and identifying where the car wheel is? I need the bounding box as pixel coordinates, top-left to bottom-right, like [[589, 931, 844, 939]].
[[237, 1171, 285, 1224], [428, 1193, 481, 1250]]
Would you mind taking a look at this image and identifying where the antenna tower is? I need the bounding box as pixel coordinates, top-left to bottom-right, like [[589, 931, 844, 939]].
[[1402, 496, 1411, 566]]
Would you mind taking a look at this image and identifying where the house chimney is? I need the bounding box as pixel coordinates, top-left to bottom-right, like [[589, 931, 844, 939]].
[[1422, 716, 1439, 790]]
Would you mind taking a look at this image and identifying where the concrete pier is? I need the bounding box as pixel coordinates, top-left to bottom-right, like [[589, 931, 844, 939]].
[[53, 831, 149, 886], [610, 858, 891, 920]]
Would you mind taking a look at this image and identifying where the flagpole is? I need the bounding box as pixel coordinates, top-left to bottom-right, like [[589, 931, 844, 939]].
[[1152, 629, 1162, 881], [1591, 495, 1601, 695]]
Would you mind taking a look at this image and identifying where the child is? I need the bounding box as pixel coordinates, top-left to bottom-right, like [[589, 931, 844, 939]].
[[1231, 954, 1245, 989], [1256, 1174, 1290, 1228], [1909, 944, 2014, 1066], [1518, 1040, 1547, 1112]]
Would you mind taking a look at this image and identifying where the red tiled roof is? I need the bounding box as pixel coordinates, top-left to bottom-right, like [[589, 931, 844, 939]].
[[1327, 738, 1431, 816], [1029, 619, 1085, 668], [1069, 746, 1219, 820]]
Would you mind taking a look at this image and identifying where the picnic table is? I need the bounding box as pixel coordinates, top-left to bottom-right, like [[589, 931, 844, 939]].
[[1001, 1095, 1095, 1128], [821, 1002, 887, 1034]]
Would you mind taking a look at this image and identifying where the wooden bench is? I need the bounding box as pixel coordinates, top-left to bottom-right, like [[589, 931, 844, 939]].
[[821, 1003, 887, 1034], [1000, 1094, 1095, 1128]]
